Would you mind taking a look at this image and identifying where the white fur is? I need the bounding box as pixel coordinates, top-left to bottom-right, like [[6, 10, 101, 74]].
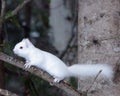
[[13, 39, 114, 82], [68, 64, 113, 79]]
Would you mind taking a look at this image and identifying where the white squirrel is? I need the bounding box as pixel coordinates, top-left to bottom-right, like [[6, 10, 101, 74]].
[[13, 38, 114, 83]]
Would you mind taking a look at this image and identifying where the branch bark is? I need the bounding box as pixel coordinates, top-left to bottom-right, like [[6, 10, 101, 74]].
[[0, 88, 18, 96], [5, 0, 32, 19], [0, 52, 81, 96]]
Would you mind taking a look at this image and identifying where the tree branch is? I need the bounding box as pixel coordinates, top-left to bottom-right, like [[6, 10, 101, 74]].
[[5, 0, 32, 19], [0, 52, 81, 96], [86, 70, 102, 92], [0, 88, 18, 96]]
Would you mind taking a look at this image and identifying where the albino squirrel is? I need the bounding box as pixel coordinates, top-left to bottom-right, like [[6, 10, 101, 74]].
[[13, 39, 114, 83]]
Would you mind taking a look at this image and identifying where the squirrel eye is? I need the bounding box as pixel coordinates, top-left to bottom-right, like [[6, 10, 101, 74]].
[[20, 46, 23, 49]]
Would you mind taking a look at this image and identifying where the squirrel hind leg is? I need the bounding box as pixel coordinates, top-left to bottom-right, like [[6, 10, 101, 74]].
[[53, 77, 64, 83]]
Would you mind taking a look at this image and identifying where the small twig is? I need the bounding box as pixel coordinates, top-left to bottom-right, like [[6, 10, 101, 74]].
[[1, 0, 5, 18], [5, 0, 32, 19], [86, 70, 102, 93], [113, 57, 120, 83], [0, 88, 18, 96]]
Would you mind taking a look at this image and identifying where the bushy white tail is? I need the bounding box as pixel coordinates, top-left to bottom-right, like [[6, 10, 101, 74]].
[[68, 64, 114, 79]]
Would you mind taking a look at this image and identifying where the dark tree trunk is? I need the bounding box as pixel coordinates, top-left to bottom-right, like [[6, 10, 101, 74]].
[[0, 34, 4, 91], [0, 0, 5, 92]]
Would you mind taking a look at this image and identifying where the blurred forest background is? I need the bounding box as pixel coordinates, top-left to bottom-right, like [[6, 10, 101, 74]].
[[0, 0, 78, 96], [1, 0, 120, 96]]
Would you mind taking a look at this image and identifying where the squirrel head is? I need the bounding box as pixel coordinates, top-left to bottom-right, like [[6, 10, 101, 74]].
[[13, 38, 34, 58]]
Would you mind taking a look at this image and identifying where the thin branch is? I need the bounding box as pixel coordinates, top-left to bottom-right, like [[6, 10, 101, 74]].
[[0, 52, 81, 96], [0, 88, 18, 96], [86, 70, 102, 92], [5, 0, 32, 19], [1, 0, 5, 18]]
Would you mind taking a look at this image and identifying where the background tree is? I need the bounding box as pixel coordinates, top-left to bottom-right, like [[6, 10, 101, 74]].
[[78, 0, 120, 96]]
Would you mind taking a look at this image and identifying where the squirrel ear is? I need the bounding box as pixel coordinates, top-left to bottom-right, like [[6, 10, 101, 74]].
[[23, 38, 34, 47]]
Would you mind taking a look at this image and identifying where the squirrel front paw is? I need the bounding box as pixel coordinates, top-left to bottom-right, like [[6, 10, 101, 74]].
[[24, 63, 32, 69], [54, 78, 61, 83], [53, 77, 63, 83]]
